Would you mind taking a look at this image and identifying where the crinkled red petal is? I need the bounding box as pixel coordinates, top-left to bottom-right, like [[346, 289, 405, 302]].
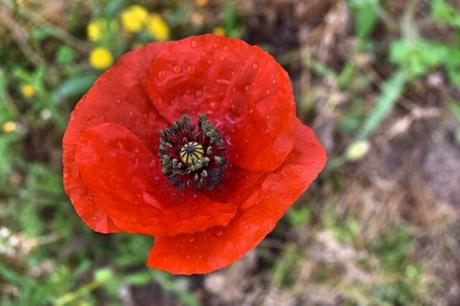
[[146, 34, 296, 172], [75, 122, 239, 236], [147, 120, 327, 274], [63, 42, 170, 233]]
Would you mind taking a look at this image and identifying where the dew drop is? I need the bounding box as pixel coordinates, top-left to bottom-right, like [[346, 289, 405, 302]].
[[186, 66, 195, 74], [252, 63, 259, 69], [191, 40, 198, 48], [63, 172, 69, 179], [223, 45, 229, 51], [173, 66, 181, 74], [158, 71, 166, 80], [189, 238, 195, 243], [209, 101, 218, 110], [216, 230, 223, 237], [143, 191, 161, 209], [212, 43, 218, 48], [266, 90, 271, 95]]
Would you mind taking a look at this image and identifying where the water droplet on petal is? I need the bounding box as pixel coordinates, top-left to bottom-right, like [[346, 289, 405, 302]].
[[143, 191, 161, 209], [191, 40, 198, 48], [188, 66, 195, 74], [189, 238, 195, 243], [158, 71, 166, 80], [173, 66, 181, 74], [210, 101, 218, 110], [216, 230, 223, 237], [252, 63, 259, 69]]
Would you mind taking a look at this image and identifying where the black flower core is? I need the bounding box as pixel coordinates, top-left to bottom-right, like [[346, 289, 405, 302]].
[[159, 115, 227, 190]]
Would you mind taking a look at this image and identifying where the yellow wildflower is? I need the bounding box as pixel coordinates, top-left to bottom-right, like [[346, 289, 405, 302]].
[[2, 121, 17, 133], [195, 0, 208, 7], [146, 14, 170, 41], [87, 18, 105, 41], [89, 47, 113, 69], [21, 84, 35, 98], [213, 26, 225, 36], [121, 5, 148, 33], [87, 18, 118, 41]]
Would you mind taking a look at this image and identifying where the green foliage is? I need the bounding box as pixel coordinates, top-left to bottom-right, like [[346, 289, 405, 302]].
[[287, 206, 311, 226], [348, 0, 379, 40], [432, 0, 460, 28], [356, 70, 407, 140]]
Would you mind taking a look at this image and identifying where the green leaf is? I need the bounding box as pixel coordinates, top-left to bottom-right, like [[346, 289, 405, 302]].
[[53, 73, 99, 102], [432, 0, 460, 28], [348, 0, 379, 39], [390, 39, 448, 78], [55, 45, 76, 64], [357, 70, 407, 139]]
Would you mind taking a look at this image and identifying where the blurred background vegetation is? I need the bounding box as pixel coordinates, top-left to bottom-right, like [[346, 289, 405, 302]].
[[1, 0, 459, 305]]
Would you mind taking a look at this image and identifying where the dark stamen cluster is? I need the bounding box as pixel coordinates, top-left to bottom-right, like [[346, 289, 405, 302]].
[[159, 114, 227, 190]]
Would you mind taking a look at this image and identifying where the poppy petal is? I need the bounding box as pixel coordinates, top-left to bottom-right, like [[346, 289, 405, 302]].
[[147, 120, 327, 274], [145, 34, 296, 172], [76, 123, 239, 236], [63, 42, 170, 233]]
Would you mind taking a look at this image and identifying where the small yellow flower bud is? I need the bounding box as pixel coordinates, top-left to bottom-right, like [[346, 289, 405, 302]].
[[87, 18, 105, 41], [146, 14, 170, 41], [345, 140, 370, 161], [121, 5, 148, 33], [89, 47, 113, 70], [212, 26, 225, 36], [2, 121, 17, 133], [21, 84, 35, 98]]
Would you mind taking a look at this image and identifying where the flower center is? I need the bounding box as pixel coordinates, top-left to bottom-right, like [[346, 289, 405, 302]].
[[180, 142, 204, 166], [159, 114, 227, 190]]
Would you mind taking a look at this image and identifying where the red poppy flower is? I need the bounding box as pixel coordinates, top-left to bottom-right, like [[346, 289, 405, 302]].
[[63, 34, 327, 275]]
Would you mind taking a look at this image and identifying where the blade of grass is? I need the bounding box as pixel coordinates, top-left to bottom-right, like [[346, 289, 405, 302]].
[[356, 70, 407, 140]]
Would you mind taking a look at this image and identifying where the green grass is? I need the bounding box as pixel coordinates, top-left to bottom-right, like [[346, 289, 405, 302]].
[[1, 0, 459, 305]]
